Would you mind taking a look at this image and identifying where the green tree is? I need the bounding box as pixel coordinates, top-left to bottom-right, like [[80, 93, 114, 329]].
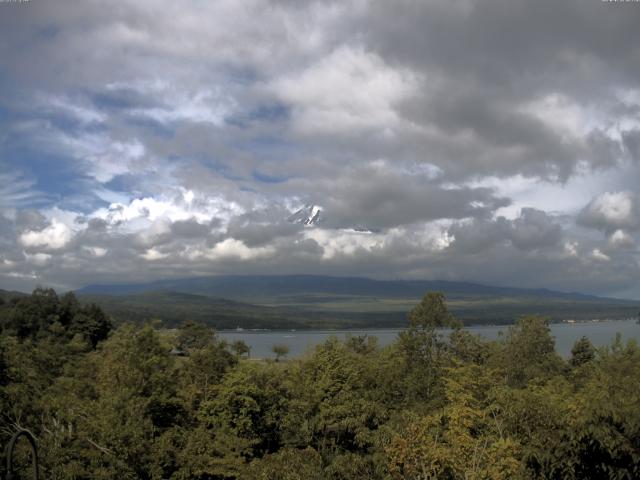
[[231, 339, 251, 358], [494, 315, 564, 387], [272, 344, 290, 362], [397, 292, 457, 404], [245, 447, 324, 480], [0, 288, 111, 347], [179, 341, 237, 409], [69, 303, 112, 348], [282, 337, 389, 476], [490, 378, 575, 478], [570, 337, 640, 478], [194, 362, 290, 477], [406, 292, 459, 330], [345, 334, 378, 354], [3, 287, 60, 339], [569, 336, 596, 368], [58, 291, 80, 327], [449, 329, 492, 365], [177, 320, 216, 351], [387, 362, 522, 480], [39, 324, 183, 479]]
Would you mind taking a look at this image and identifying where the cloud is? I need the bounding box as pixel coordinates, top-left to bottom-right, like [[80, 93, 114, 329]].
[[226, 208, 303, 247], [608, 229, 635, 249], [14, 210, 48, 231], [141, 247, 169, 261], [447, 208, 563, 254], [1, 0, 640, 297], [577, 191, 640, 232], [19, 220, 74, 250], [37, 94, 107, 126], [591, 249, 611, 262], [285, 160, 510, 230], [0, 170, 46, 211], [60, 133, 147, 183], [24, 252, 52, 267], [190, 238, 276, 262], [92, 191, 242, 229], [355, 0, 640, 181], [102, 81, 235, 126], [272, 46, 418, 135], [0, 197, 635, 297], [509, 208, 563, 250]]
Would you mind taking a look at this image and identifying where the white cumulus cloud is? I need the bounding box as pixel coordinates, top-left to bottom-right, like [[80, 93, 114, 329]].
[[19, 220, 73, 250], [272, 46, 418, 135]]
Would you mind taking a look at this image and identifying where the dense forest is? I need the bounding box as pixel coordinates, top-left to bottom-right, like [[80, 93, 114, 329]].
[[0, 288, 639, 479]]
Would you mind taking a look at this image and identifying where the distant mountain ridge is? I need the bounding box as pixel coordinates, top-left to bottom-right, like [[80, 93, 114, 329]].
[[76, 274, 630, 303], [0, 289, 28, 301]]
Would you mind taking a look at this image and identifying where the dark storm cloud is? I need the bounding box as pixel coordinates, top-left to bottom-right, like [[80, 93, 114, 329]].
[[355, 0, 640, 180], [509, 208, 563, 250], [226, 208, 304, 247], [622, 130, 640, 162], [364, 0, 640, 89], [448, 208, 563, 254], [392, 89, 625, 180], [170, 219, 216, 239], [447, 218, 509, 255], [318, 176, 509, 230]]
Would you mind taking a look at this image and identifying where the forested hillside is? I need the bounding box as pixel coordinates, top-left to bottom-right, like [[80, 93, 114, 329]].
[[1, 289, 639, 479], [76, 275, 640, 328]]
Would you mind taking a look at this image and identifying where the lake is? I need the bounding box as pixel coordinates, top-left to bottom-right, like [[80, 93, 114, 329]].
[[219, 319, 640, 359]]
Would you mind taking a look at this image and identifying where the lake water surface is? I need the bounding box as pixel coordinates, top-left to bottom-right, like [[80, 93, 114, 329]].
[[219, 319, 640, 359]]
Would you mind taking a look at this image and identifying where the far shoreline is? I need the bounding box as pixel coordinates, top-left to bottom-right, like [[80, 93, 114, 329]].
[[215, 317, 639, 333]]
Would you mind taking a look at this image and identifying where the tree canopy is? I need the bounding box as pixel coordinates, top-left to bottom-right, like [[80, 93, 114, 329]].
[[0, 289, 638, 479]]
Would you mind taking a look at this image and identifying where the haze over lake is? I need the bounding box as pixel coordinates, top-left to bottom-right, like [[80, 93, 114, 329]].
[[220, 320, 640, 359]]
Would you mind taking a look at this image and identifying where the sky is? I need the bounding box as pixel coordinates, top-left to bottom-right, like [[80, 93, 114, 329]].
[[1, 0, 640, 298]]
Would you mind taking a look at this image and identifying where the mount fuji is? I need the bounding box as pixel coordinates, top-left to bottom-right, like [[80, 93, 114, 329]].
[[287, 204, 322, 226]]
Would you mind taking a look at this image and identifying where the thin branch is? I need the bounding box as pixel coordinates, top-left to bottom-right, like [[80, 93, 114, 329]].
[[86, 438, 112, 455]]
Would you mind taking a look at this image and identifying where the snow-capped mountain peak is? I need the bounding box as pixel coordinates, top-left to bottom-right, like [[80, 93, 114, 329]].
[[288, 204, 322, 226]]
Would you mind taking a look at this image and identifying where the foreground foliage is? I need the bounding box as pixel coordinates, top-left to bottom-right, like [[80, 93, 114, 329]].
[[1, 290, 639, 479]]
